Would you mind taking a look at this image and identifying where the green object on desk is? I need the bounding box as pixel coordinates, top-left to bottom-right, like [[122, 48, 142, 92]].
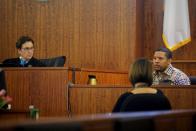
[[30, 108, 39, 119]]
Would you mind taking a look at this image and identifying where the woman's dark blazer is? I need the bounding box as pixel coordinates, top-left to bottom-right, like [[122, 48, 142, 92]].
[[112, 89, 171, 112]]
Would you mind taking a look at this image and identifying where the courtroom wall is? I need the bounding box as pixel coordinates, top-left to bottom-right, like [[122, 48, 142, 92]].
[[0, 0, 195, 73], [0, 0, 140, 71]]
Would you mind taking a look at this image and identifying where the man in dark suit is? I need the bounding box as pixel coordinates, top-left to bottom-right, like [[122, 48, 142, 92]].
[[2, 36, 45, 67]]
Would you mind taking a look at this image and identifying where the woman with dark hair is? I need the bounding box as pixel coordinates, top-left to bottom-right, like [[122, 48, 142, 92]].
[[112, 58, 171, 112]]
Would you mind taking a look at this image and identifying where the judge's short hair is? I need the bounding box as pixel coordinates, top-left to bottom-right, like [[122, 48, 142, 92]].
[[16, 36, 34, 49]]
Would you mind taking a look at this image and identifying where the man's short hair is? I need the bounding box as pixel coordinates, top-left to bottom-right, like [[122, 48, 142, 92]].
[[155, 47, 172, 59], [16, 36, 34, 49]]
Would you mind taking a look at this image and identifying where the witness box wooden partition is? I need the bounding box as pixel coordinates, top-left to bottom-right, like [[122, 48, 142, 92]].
[[68, 68, 130, 85], [69, 84, 196, 116], [3, 67, 69, 117]]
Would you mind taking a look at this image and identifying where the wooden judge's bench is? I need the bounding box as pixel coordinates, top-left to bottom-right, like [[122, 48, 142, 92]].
[[3, 67, 69, 117], [2, 67, 196, 118], [2, 67, 130, 117]]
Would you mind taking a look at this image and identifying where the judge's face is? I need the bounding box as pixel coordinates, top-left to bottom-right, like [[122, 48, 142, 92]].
[[153, 51, 171, 72], [18, 41, 34, 61]]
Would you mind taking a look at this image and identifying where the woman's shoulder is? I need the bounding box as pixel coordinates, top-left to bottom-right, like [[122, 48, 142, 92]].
[[119, 92, 133, 100], [112, 92, 133, 112], [121, 92, 133, 96]]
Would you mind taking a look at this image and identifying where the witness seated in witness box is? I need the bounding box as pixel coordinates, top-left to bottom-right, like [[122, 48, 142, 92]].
[[152, 47, 190, 85], [2, 36, 45, 67], [112, 58, 171, 112]]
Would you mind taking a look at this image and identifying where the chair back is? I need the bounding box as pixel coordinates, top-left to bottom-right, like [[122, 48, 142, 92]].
[[40, 56, 66, 67], [189, 76, 196, 85]]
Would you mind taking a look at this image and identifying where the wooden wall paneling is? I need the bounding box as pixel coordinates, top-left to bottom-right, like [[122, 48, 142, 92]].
[[74, 71, 129, 85], [119, 0, 138, 69], [0, 0, 18, 60], [135, 0, 144, 58], [72, 69, 130, 85], [99, 0, 122, 70], [69, 0, 138, 70], [62, 0, 74, 66], [39, 0, 65, 58], [34, 0, 70, 58], [16, 1, 37, 38], [189, 0, 196, 56], [68, 0, 80, 67], [35, 0, 48, 57], [0, 0, 5, 58], [143, 0, 164, 58], [79, 0, 97, 69], [0, 0, 6, 59]]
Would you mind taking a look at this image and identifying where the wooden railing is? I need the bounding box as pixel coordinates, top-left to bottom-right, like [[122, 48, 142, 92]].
[[1, 110, 196, 131]]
